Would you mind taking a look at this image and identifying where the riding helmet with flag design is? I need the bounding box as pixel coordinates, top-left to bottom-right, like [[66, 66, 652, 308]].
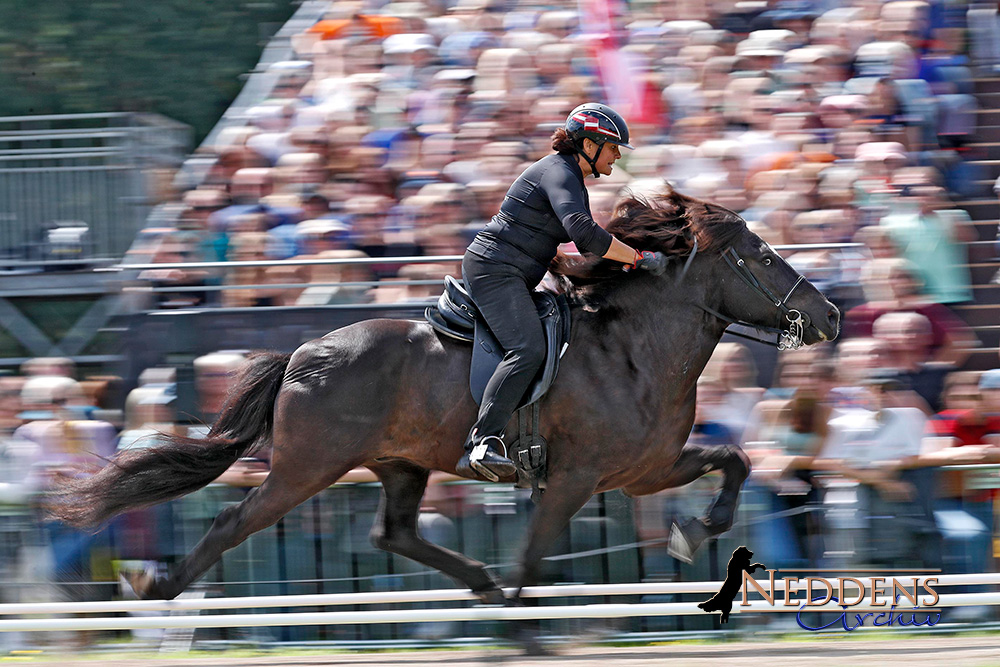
[[565, 103, 634, 150]]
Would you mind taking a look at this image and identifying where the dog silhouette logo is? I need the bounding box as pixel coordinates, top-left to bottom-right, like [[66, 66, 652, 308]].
[[698, 546, 766, 623]]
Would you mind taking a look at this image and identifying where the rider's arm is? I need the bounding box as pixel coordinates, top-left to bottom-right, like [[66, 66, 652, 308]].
[[604, 236, 641, 264], [541, 164, 659, 269], [541, 165, 619, 258]]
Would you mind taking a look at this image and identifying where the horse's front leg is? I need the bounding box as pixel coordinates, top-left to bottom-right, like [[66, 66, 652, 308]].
[[508, 470, 601, 594], [661, 444, 752, 563], [505, 470, 599, 655]]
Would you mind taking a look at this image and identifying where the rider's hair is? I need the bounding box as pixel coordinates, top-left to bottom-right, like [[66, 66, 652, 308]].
[[550, 127, 577, 154]]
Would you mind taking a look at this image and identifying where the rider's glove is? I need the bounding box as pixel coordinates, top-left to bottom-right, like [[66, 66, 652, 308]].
[[628, 250, 669, 276]]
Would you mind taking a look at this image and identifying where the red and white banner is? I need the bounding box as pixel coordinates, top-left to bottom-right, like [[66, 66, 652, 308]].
[[577, 0, 662, 126]]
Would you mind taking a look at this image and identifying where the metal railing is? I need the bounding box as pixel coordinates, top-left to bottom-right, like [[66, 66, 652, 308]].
[[0, 113, 191, 259]]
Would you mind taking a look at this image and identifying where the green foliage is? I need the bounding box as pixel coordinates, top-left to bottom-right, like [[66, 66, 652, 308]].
[[0, 0, 297, 142]]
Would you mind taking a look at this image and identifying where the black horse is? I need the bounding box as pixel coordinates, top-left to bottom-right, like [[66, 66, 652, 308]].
[[49, 189, 839, 606]]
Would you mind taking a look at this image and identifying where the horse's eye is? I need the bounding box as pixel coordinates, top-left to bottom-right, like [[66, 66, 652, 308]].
[[762, 257, 772, 266]]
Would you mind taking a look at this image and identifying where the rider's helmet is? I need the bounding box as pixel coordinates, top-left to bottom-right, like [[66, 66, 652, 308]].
[[564, 103, 633, 178], [565, 103, 634, 151]]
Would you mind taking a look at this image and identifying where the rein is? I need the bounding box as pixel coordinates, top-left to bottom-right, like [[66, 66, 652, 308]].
[[693, 246, 809, 351]]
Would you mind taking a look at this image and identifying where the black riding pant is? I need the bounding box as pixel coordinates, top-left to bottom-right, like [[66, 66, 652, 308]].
[[462, 251, 546, 445]]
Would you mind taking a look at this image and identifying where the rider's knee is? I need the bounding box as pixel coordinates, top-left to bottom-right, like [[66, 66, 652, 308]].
[[514, 344, 545, 370]]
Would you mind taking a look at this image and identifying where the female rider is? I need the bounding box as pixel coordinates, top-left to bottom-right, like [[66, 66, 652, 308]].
[[457, 103, 669, 481]]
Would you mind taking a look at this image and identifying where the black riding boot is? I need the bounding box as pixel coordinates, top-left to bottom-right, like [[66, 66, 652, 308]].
[[456, 431, 516, 482], [458, 254, 543, 483]]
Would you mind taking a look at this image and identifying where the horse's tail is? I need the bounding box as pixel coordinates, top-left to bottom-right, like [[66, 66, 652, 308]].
[[47, 351, 292, 529]]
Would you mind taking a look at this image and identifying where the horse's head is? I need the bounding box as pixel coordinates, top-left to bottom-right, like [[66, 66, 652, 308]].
[[589, 188, 840, 348], [715, 218, 841, 347]]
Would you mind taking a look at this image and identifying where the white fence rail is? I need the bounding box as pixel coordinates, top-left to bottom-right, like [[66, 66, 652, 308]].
[[1, 576, 998, 633], [0, 593, 997, 633], [1, 574, 998, 617]]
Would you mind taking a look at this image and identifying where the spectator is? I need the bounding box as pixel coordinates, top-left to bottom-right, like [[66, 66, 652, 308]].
[[982, 369, 1000, 420], [879, 184, 975, 304], [922, 371, 1000, 598], [178, 188, 231, 263], [702, 342, 765, 441], [861, 78, 919, 150], [192, 351, 247, 424], [967, 2, 1000, 73], [845, 256, 977, 366], [0, 376, 25, 435], [743, 359, 836, 567], [136, 235, 211, 309], [295, 249, 374, 306], [872, 311, 950, 411], [189, 352, 270, 487], [13, 376, 118, 614], [813, 371, 934, 568], [223, 231, 274, 308]]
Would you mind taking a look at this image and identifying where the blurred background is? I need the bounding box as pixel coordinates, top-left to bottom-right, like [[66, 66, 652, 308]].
[[1, 0, 1000, 653]]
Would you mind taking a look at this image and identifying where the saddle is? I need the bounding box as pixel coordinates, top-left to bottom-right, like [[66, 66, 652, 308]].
[[425, 275, 571, 497]]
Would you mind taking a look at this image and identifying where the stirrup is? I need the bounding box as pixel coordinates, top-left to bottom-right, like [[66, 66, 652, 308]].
[[470, 435, 508, 460], [468, 435, 515, 482]]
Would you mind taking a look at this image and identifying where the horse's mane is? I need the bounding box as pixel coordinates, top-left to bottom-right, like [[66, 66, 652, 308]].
[[549, 188, 747, 288]]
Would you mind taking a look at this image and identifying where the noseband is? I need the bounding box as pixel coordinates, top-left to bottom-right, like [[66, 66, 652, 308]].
[[695, 246, 809, 351]]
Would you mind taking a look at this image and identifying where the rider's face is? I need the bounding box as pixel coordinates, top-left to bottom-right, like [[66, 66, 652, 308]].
[[597, 142, 621, 176], [585, 139, 621, 176]]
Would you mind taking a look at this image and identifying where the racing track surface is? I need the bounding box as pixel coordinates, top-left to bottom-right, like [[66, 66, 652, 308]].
[[12, 634, 1000, 667]]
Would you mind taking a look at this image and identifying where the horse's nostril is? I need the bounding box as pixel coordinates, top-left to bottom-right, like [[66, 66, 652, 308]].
[[827, 309, 840, 328]]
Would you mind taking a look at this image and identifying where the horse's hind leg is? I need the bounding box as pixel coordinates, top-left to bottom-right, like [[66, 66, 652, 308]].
[[369, 461, 505, 604], [662, 444, 751, 563], [132, 464, 354, 600]]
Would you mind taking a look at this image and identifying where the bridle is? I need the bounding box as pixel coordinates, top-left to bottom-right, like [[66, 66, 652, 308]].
[[687, 243, 810, 351]]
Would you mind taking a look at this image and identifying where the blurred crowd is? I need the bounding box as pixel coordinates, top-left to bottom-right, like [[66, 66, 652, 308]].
[[128, 0, 991, 313], [4, 0, 1000, 646]]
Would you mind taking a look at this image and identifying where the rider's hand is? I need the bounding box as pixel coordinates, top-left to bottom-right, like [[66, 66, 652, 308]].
[[629, 250, 669, 276]]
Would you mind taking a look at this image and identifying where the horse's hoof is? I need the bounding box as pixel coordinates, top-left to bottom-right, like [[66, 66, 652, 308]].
[[511, 623, 553, 657], [474, 587, 507, 606], [122, 570, 156, 599], [122, 570, 173, 600], [522, 638, 554, 657], [667, 518, 710, 564]]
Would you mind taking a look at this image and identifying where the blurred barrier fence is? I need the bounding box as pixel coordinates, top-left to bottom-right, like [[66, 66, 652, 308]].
[[3, 591, 1000, 633], [108, 244, 865, 272], [3, 574, 1000, 617], [0, 113, 190, 260], [0, 472, 995, 642]]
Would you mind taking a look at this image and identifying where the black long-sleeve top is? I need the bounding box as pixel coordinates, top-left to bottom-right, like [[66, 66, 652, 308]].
[[467, 152, 614, 284]]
